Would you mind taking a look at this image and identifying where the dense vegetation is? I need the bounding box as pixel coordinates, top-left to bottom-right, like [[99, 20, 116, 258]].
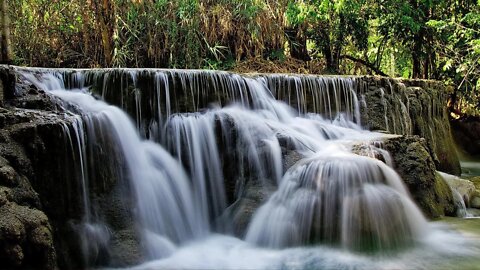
[[2, 0, 480, 114]]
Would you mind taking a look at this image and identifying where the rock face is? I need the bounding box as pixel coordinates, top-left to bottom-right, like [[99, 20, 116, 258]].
[[0, 69, 82, 269], [359, 77, 460, 175], [381, 136, 455, 218], [0, 117, 58, 269]]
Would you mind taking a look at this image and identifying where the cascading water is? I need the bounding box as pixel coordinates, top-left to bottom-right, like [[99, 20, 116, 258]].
[[61, 115, 112, 265], [22, 73, 209, 260], [245, 153, 426, 251], [16, 67, 480, 269]]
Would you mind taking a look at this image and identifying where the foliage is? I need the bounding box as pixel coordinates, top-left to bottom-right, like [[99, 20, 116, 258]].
[[284, 0, 370, 72], [427, 2, 480, 114], [9, 0, 284, 68]]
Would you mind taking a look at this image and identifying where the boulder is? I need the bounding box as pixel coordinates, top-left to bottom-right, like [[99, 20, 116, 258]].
[[224, 147, 304, 238], [471, 196, 480, 209], [224, 179, 276, 237], [378, 135, 455, 218], [438, 172, 477, 206]]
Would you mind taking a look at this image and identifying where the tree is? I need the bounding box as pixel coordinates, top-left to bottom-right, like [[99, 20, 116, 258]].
[[428, 1, 480, 115], [0, 0, 11, 63], [285, 0, 370, 73], [92, 0, 115, 66], [375, 0, 442, 79]]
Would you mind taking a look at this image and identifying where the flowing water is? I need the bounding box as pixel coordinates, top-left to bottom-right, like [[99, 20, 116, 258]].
[[17, 67, 480, 269]]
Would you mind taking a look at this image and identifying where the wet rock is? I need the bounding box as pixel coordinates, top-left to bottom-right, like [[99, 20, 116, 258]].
[[225, 180, 276, 237], [282, 149, 304, 173], [109, 229, 143, 267], [470, 187, 480, 209], [351, 141, 392, 164], [470, 176, 480, 188], [381, 135, 456, 218], [0, 206, 26, 242], [438, 172, 477, 206], [225, 147, 304, 237]]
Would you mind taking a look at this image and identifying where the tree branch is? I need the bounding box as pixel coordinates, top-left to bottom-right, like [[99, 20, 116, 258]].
[[340, 54, 388, 77]]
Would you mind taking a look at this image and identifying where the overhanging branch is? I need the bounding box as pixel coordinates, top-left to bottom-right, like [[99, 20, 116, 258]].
[[340, 55, 388, 77]]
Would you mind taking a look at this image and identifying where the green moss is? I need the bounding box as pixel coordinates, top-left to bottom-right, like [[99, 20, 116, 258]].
[[383, 136, 456, 218], [433, 172, 456, 217], [470, 176, 480, 190]]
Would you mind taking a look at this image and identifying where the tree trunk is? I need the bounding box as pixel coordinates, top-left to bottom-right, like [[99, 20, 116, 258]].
[[423, 7, 434, 79], [0, 0, 12, 64], [423, 53, 429, 79], [285, 26, 310, 61], [323, 45, 334, 72], [412, 32, 423, 79], [93, 0, 115, 66], [317, 28, 338, 73], [330, 15, 347, 74], [82, 0, 92, 56]]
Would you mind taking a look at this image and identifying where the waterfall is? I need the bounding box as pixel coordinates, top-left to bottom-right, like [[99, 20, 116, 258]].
[[14, 67, 475, 269], [245, 153, 426, 251], [21, 72, 209, 259], [56, 89, 209, 258]]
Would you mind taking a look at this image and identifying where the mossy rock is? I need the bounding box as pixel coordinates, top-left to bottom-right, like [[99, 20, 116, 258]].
[[360, 77, 461, 175], [382, 135, 456, 218]]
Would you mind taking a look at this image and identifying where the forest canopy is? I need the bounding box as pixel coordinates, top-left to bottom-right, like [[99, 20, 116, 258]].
[[3, 0, 480, 115]]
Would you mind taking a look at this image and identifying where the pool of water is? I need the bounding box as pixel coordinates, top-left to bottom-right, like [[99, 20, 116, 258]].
[[461, 160, 480, 178], [118, 221, 480, 270]]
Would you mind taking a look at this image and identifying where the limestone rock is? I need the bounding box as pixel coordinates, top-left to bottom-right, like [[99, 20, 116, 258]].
[[359, 77, 461, 175], [380, 135, 456, 218], [438, 172, 477, 205], [471, 196, 480, 209], [0, 202, 56, 269], [109, 229, 143, 267], [282, 149, 304, 173], [225, 180, 276, 237], [0, 164, 17, 186]]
